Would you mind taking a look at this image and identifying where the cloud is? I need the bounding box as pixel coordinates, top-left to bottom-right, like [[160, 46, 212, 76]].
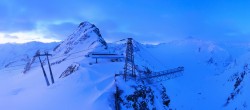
[[0, 0, 105, 29], [0, 0, 109, 41], [4, 34, 18, 39], [0, 20, 36, 33], [46, 22, 78, 39], [0, 0, 250, 44], [0, 32, 60, 44]]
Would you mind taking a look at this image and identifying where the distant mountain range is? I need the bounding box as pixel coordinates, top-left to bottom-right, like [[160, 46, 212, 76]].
[[0, 21, 249, 110]]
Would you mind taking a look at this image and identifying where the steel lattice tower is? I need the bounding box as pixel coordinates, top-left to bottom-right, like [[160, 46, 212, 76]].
[[124, 38, 135, 81]]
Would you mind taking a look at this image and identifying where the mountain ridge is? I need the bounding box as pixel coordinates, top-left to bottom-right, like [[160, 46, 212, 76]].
[[0, 21, 249, 110]]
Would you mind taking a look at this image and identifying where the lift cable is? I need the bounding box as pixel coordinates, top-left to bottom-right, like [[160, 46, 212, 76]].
[[0, 39, 126, 71]]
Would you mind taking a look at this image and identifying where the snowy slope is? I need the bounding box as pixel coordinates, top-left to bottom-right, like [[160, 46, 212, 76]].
[[0, 21, 117, 110], [0, 42, 58, 70], [0, 22, 250, 110], [145, 38, 250, 110]]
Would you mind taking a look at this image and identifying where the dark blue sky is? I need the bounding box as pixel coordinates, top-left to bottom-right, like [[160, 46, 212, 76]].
[[0, 0, 250, 43]]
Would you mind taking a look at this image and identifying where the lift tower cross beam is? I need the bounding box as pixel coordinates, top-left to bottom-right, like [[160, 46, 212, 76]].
[[124, 38, 135, 81]]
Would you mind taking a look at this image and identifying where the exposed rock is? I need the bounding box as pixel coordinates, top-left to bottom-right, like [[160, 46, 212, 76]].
[[59, 63, 80, 78]]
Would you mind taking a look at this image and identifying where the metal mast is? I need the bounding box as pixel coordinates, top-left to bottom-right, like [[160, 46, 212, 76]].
[[35, 52, 50, 86], [124, 38, 135, 81], [35, 51, 55, 86], [45, 52, 54, 84]]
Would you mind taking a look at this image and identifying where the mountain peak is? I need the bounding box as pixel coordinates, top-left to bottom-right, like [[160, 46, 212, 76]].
[[53, 21, 107, 55], [78, 21, 93, 28]]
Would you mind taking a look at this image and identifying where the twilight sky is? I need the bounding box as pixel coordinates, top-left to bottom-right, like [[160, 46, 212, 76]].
[[0, 0, 250, 44]]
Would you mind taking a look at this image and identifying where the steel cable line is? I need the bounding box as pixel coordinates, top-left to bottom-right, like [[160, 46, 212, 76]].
[[0, 39, 126, 71]]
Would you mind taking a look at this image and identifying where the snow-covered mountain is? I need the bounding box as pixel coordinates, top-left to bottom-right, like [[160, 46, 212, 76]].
[[53, 21, 107, 55], [0, 21, 249, 110], [0, 42, 59, 70]]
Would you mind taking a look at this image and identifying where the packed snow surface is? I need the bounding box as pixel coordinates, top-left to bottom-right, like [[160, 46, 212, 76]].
[[0, 22, 250, 110]]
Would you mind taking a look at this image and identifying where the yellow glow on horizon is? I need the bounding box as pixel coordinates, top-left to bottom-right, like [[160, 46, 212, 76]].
[[0, 32, 61, 44]]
